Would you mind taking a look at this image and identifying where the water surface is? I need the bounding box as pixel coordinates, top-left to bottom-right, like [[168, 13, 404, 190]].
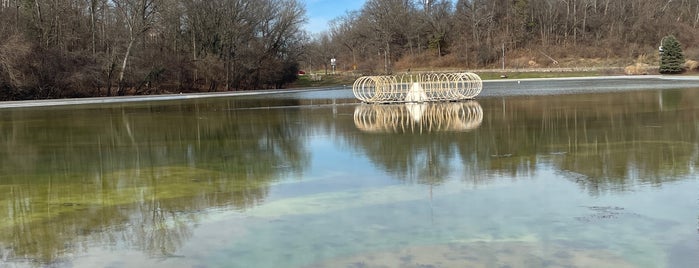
[[1, 84, 698, 267]]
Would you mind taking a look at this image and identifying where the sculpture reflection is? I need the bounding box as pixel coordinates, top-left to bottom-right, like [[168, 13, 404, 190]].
[[347, 102, 484, 186], [343, 90, 699, 191], [353, 101, 483, 133], [0, 89, 698, 266]]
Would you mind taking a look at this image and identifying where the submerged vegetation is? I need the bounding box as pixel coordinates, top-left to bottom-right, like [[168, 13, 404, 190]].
[[0, 87, 698, 265]]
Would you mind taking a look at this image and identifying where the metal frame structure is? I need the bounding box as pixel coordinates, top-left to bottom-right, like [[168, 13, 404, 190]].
[[353, 101, 483, 133], [352, 72, 482, 103]]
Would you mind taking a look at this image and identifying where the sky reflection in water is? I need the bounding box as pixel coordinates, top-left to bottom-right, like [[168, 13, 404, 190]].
[[0, 87, 698, 268]]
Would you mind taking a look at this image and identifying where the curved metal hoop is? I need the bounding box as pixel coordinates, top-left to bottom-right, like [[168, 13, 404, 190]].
[[354, 101, 483, 133], [352, 72, 482, 103]]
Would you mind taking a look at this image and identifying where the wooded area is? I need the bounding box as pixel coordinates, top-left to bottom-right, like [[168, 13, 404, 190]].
[[1, 0, 698, 100], [310, 0, 699, 74], [0, 0, 306, 100]]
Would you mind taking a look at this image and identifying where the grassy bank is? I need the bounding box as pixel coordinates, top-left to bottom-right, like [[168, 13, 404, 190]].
[[291, 67, 699, 89], [476, 70, 613, 80], [290, 74, 358, 88], [291, 69, 619, 88]]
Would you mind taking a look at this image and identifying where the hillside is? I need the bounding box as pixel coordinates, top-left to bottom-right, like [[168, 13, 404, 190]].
[[1, 0, 698, 101]]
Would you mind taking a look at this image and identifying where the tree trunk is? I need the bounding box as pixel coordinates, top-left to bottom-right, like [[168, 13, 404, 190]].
[[118, 38, 134, 95], [384, 40, 390, 74], [90, 0, 97, 55], [224, 45, 229, 91], [192, 27, 197, 83], [106, 60, 115, 96], [15, 0, 20, 33], [33, 0, 45, 48]]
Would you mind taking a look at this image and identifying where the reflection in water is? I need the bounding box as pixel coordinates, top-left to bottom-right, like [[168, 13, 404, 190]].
[[353, 101, 483, 133], [502, 90, 699, 194], [0, 88, 698, 267], [343, 90, 699, 191], [348, 102, 483, 186], [1, 167, 264, 265], [0, 100, 310, 265]]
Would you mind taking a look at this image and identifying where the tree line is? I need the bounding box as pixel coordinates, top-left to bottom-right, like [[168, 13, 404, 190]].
[[1, 0, 698, 100], [309, 0, 699, 74], [0, 0, 306, 100]]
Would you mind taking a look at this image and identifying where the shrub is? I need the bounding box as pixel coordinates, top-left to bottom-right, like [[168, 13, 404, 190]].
[[625, 64, 650, 75], [659, 35, 685, 74]]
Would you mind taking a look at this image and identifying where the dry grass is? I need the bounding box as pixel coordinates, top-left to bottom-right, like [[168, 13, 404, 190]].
[[624, 54, 654, 75], [389, 48, 664, 74], [685, 60, 699, 71], [624, 64, 650, 75]]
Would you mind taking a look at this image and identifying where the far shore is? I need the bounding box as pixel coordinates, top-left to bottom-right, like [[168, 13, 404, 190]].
[[1, 75, 698, 109]]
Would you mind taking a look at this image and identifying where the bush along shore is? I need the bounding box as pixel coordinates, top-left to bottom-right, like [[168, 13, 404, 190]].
[[2, 0, 699, 101]]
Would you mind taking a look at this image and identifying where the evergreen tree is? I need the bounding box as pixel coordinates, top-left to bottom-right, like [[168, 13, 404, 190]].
[[659, 35, 685, 74]]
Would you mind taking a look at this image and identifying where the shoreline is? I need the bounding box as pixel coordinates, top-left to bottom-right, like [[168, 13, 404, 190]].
[[1, 75, 698, 109]]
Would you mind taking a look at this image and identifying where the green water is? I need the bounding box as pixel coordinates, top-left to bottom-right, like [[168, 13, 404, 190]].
[[1, 88, 698, 267]]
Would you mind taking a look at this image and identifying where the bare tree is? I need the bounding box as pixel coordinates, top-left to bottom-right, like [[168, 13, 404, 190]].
[[310, 32, 337, 75], [422, 0, 453, 56], [113, 0, 159, 95], [0, 35, 31, 92], [3, 0, 699, 100]]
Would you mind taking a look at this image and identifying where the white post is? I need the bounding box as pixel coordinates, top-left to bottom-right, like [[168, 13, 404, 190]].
[[330, 58, 336, 75], [500, 43, 508, 78]]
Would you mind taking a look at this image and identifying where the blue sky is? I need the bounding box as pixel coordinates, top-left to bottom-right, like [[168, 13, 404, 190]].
[[303, 0, 367, 35]]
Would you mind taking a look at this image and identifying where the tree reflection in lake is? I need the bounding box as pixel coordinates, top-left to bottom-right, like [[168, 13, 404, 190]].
[[0, 100, 310, 265], [0, 87, 697, 266], [477, 89, 699, 194], [343, 89, 699, 192]]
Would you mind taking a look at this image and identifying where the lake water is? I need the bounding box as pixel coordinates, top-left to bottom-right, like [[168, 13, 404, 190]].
[[1, 80, 699, 267]]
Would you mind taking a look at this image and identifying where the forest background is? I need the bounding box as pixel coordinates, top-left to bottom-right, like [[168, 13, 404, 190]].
[[1, 0, 698, 100]]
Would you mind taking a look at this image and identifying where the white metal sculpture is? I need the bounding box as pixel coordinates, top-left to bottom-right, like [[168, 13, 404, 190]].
[[354, 101, 483, 133], [352, 72, 482, 103]]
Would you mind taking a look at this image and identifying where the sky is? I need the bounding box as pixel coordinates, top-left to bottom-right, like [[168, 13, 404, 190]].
[[303, 0, 367, 35]]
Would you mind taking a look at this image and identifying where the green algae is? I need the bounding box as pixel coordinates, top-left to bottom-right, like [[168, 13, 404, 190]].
[[0, 88, 698, 266], [0, 165, 273, 264]]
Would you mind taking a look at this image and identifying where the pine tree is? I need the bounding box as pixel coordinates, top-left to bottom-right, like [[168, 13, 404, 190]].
[[659, 35, 685, 74]]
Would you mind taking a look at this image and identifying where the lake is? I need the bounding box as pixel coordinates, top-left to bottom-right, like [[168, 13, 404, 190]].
[[1, 78, 698, 267]]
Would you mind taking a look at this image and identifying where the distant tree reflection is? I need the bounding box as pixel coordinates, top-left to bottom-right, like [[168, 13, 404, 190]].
[[343, 90, 699, 193], [0, 99, 310, 264], [0, 89, 698, 264]]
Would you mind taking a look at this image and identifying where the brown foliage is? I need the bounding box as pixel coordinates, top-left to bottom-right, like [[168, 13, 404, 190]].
[[3, 0, 699, 100], [625, 55, 653, 75], [0, 0, 306, 100], [685, 60, 699, 71], [393, 52, 465, 71], [624, 64, 650, 75], [319, 0, 699, 73], [0, 34, 31, 89]]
